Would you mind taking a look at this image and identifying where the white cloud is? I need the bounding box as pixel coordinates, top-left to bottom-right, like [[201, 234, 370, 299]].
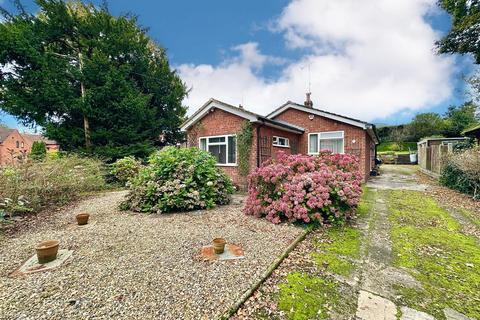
[[178, 0, 456, 121]]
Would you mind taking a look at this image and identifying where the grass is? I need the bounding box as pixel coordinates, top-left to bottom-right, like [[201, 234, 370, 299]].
[[313, 252, 354, 276], [357, 186, 375, 218], [312, 187, 373, 276], [377, 141, 417, 154], [387, 190, 480, 319], [276, 187, 375, 319], [459, 208, 480, 228], [278, 273, 343, 320]]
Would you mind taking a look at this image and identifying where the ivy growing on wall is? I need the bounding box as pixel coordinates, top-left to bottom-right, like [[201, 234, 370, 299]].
[[237, 121, 253, 177]]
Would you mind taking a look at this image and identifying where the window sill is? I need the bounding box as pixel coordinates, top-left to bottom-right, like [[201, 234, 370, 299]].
[[273, 145, 290, 148], [216, 163, 238, 167]]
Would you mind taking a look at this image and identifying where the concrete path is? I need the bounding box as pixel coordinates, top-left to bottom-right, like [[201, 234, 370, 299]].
[[366, 164, 427, 191], [354, 165, 473, 320]]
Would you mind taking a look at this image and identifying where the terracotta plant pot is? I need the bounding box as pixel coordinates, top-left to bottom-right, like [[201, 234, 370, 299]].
[[76, 213, 90, 225], [36, 240, 60, 264], [212, 238, 226, 254]]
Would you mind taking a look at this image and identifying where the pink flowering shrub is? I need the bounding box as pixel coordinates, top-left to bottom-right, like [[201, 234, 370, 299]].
[[244, 151, 363, 224]]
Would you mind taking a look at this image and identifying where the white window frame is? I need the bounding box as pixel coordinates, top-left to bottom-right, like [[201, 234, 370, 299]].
[[308, 131, 345, 155], [199, 134, 237, 166], [272, 136, 290, 148]]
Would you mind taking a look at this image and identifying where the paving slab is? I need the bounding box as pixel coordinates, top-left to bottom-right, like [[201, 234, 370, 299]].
[[400, 306, 435, 320], [356, 290, 397, 320], [10, 249, 73, 277], [200, 243, 245, 261]]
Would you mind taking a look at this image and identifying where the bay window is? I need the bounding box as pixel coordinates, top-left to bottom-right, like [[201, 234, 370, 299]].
[[199, 135, 237, 165], [308, 131, 344, 154]]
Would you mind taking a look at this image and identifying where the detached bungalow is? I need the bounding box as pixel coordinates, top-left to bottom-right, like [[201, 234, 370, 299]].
[[180, 95, 379, 185]]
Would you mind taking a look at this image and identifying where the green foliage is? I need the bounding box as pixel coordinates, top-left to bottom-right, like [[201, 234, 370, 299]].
[[387, 190, 480, 319], [237, 121, 253, 177], [122, 147, 234, 213], [376, 124, 413, 143], [408, 113, 446, 141], [29, 141, 47, 160], [436, 0, 480, 64], [0, 155, 106, 217], [443, 102, 479, 137], [0, 1, 187, 161], [110, 156, 142, 186]]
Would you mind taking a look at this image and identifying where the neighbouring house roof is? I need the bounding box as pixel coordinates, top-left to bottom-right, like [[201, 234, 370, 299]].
[[23, 133, 58, 145], [462, 124, 480, 136], [0, 127, 15, 143], [266, 101, 379, 144], [180, 98, 305, 134]]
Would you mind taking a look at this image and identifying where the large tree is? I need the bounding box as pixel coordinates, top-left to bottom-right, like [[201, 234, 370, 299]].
[[436, 0, 480, 63], [408, 112, 446, 141], [0, 0, 187, 160], [443, 101, 479, 137]]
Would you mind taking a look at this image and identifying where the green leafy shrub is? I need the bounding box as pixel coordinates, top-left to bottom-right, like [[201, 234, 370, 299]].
[[0, 156, 106, 217], [29, 141, 47, 160], [237, 121, 253, 177], [110, 156, 142, 185], [122, 147, 234, 213], [440, 147, 480, 199]]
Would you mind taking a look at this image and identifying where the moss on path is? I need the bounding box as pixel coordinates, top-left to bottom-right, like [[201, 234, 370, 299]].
[[387, 190, 480, 319]]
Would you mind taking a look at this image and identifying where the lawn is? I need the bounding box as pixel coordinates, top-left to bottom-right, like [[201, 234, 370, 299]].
[[377, 141, 417, 155], [387, 190, 480, 319]]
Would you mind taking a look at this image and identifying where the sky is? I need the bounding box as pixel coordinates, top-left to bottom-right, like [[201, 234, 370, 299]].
[[0, 0, 477, 131]]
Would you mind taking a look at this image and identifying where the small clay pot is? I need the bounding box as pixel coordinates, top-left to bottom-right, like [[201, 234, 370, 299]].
[[76, 213, 90, 225], [36, 240, 60, 264], [212, 238, 226, 254]]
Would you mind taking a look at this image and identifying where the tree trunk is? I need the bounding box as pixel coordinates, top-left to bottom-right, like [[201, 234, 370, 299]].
[[78, 52, 91, 149]]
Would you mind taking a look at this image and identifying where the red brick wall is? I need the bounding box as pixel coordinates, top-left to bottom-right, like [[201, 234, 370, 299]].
[[273, 108, 372, 181], [185, 106, 375, 184], [0, 130, 29, 165], [186, 108, 257, 186], [257, 126, 301, 161]]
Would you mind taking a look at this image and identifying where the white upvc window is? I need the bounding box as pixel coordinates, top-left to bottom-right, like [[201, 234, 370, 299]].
[[308, 131, 344, 154], [273, 136, 290, 148], [199, 135, 237, 166]]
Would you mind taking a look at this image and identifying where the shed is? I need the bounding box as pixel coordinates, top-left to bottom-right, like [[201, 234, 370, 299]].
[[417, 137, 469, 175], [463, 124, 480, 144]]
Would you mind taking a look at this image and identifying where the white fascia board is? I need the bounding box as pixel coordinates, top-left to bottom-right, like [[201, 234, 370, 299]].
[[268, 103, 368, 130], [180, 100, 258, 131]]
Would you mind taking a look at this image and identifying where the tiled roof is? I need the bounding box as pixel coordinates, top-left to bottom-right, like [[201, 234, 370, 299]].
[[23, 134, 58, 145], [181, 98, 305, 133], [0, 127, 14, 143]]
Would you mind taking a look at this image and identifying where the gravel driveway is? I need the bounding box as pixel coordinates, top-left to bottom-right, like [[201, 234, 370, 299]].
[[0, 191, 302, 320]]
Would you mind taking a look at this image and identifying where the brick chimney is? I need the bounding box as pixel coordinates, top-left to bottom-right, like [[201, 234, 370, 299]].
[[304, 92, 313, 108]]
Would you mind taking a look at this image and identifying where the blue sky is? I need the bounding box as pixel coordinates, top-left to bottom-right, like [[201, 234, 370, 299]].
[[0, 0, 477, 131]]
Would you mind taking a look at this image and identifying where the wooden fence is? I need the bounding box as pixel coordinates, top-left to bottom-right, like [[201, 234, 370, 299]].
[[418, 144, 450, 174]]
